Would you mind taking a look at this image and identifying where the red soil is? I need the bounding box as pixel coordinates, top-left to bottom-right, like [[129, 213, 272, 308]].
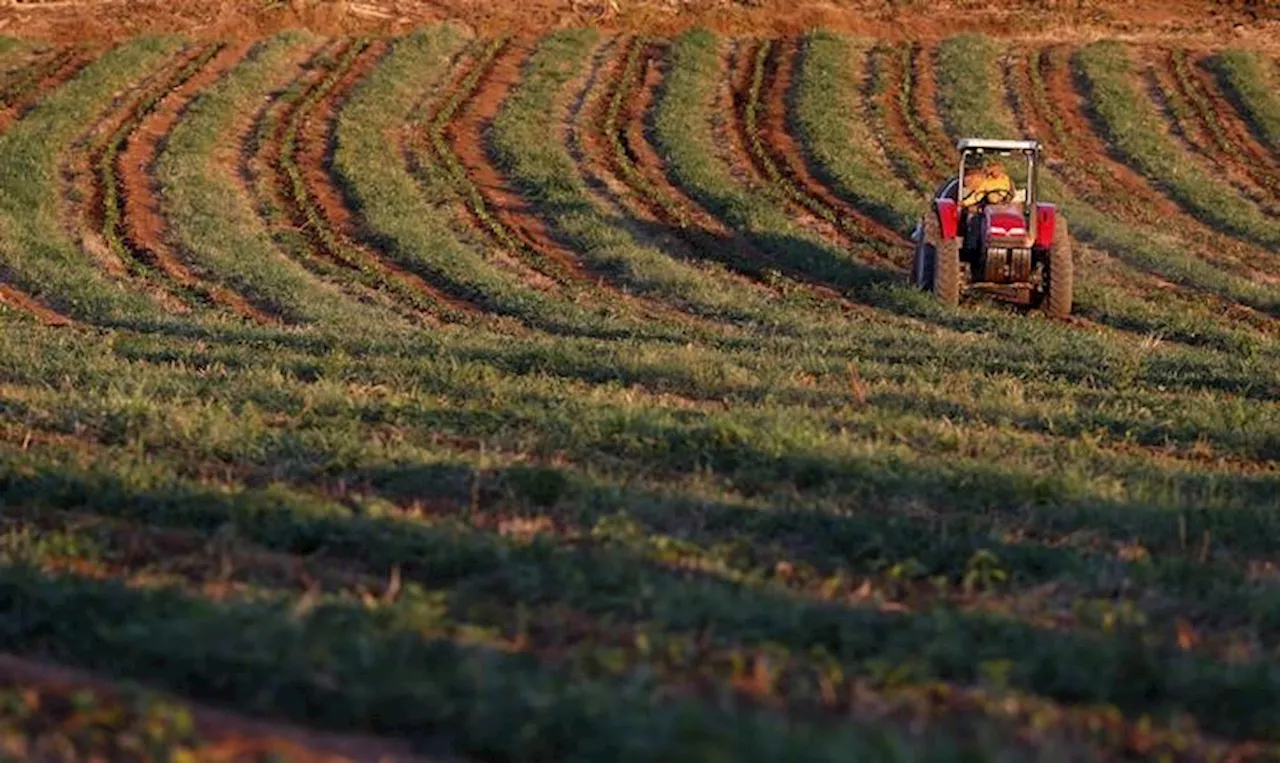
[[3, 1, 1276, 52], [875, 44, 947, 186], [117, 42, 279, 324]]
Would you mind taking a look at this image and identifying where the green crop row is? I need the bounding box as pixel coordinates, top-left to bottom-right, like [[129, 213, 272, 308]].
[[270, 40, 460, 323], [0, 45, 74, 106], [155, 32, 401, 329], [333, 28, 727, 344], [492, 30, 856, 337]]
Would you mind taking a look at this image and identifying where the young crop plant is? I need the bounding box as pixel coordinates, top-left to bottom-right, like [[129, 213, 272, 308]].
[[1076, 41, 1280, 250]]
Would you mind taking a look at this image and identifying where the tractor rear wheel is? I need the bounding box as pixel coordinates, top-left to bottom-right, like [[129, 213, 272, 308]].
[[1044, 217, 1073, 317], [933, 234, 961, 307]]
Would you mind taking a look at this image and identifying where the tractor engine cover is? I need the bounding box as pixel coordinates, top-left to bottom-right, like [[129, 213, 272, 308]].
[[980, 247, 1033, 284]]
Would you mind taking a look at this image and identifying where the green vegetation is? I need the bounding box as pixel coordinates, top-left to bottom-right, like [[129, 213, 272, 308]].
[[0, 24, 1278, 762]]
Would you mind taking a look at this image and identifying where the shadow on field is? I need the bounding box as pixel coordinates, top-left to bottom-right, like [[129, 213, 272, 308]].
[[4, 461, 1280, 746]]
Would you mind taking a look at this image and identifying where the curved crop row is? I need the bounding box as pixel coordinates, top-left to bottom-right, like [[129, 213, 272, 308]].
[[495, 30, 822, 334], [1154, 48, 1280, 215], [740, 39, 901, 265], [0, 36, 181, 326], [1076, 42, 1280, 250], [269, 38, 467, 324], [155, 33, 398, 328], [99, 44, 224, 299]]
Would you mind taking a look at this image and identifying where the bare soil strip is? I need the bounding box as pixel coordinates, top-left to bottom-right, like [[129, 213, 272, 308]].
[[0, 654, 444, 762], [0, 281, 74, 325], [116, 42, 279, 324]]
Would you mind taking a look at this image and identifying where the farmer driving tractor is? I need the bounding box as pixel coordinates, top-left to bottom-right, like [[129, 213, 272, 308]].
[[960, 153, 1016, 208]]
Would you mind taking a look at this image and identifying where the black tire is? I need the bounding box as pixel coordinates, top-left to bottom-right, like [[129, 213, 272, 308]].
[[933, 235, 961, 307], [912, 216, 937, 290], [1044, 217, 1073, 317]]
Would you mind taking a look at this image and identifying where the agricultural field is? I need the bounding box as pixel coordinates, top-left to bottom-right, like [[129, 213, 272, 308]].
[[0, 3, 1279, 760]]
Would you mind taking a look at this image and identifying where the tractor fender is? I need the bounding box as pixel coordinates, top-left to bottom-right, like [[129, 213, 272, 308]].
[[935, 198, 959, 239], [1034, 203, 1057, 249]]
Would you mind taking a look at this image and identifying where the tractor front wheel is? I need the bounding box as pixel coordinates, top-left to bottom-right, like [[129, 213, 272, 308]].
[[912, 217, 936, 290], [1044, 217, 1073, 317]]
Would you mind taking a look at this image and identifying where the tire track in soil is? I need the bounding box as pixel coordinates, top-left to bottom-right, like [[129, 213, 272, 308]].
[[1153, 49, 1280, 214], [446, 37, 731, 332], [571, 36, 785, 305], [116, 42, 279, 325], [1187, 53, 1280, 176], [755, 38, 906, 267], [0, 46, 90, 132], [288, 38, 476, 324], [1034, 46, 1280, 282]]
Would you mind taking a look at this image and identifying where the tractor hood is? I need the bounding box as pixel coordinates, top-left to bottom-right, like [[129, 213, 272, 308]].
[[982, 205, 1032, 246]]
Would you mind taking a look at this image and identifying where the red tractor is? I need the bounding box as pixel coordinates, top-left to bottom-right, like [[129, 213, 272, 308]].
[[911, 139, 1073, 316]]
